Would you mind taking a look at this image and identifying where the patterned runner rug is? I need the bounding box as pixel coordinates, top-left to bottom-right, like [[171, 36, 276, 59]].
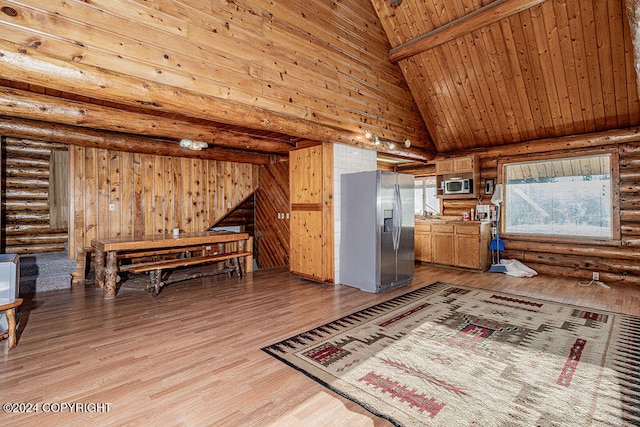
[[262, 282, 640, 426]]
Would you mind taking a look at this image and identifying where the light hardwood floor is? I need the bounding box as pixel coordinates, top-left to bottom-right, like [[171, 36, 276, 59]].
[[1, 264, 638, 426]]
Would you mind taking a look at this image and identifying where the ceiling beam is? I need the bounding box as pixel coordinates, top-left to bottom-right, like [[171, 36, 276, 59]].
[[0, 87, 295, 153], [0, 116, 274, 165], [0, 39, 430, 161], [389, 0, 547, 63]]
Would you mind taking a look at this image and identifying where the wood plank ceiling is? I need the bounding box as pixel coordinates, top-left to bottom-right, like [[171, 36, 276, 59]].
[[371, 0, 640, 154], [0, 0, 638, 161]]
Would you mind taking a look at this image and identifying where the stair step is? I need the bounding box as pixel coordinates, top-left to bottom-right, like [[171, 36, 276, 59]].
[[17, 251, 76, 294], [20, 273, 72, 294]]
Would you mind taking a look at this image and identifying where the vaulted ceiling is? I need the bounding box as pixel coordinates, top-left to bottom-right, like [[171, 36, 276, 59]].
[[0, 0, 638, 163], [371, 0, 640, 153]]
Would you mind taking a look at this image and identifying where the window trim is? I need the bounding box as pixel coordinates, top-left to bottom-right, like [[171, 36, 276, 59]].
[[414, 175, 440, 216], [497, 148, 620, 243]]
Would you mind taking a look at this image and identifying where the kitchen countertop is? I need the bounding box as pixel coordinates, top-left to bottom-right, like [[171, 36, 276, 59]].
[[415, 217, 490, 224]]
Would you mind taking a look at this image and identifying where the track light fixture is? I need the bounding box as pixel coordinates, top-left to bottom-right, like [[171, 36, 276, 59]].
[[363, 130, 410, 151], [179, 139, 208, 150]]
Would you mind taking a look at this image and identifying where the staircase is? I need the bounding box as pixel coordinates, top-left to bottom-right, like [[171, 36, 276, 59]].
[[19, 250, 77, 294]]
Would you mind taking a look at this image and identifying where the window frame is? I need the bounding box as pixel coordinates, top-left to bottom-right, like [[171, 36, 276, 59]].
[[497, 148, 620, 244], [414, 174, 440, 216]]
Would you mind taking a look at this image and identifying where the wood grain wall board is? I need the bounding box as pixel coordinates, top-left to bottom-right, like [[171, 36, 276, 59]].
[[372, 0, 640, 153], [289, 147, 324, 205], [49, 150, 69, 229], [255, 161, 290, 268], [69, 147, 256, 260]]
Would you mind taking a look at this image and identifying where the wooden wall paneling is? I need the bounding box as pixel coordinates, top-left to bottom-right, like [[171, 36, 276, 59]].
[[110, 149, 123, 238], [119, 153, 134, 236], [623, 1, 640, 123], [197, 158, 207, 230], [206, 160, 216, 231], [69, 147, 258, 261], [172, 156, 183, 232], [157, 155, 167, 234], [610, 0, 631, 127], [49, 150, 68, 229], [289, 144, 333, 281], [141, 154, 154, 236], [322, 143, 334, 282], [255, 161, 290, 268], [132, 153, 144, 237]]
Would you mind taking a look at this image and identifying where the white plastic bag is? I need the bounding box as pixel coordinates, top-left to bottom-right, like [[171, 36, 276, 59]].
[[500, 259, 538, 277]]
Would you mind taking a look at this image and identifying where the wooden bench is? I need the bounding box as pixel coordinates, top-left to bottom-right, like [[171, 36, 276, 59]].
[[91, 232, 252, 299], [0, 298, 23, 349], [128, 251, 252, 296]]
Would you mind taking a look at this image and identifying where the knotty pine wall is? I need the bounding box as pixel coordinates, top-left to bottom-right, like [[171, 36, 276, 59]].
[[68, 146, 258, 261], [432, 142, 640, 287], [255, 161, 290, 268]]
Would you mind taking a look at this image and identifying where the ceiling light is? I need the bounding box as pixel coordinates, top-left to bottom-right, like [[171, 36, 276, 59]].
[[387, 142, 395, 150], [404, 139, 411, 148], [365, 130, 373, 140], [180, 139, 208, 150]]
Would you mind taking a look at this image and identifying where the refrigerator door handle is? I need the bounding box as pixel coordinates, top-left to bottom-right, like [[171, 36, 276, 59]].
[[392, 184, 402, 251]]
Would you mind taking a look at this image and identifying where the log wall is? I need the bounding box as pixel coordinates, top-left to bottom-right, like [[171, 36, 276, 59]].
[[2, 136, 68, 254], [431, 141, 640, 286], [0, 0, 432, 153], [69, 146, 258, 262]]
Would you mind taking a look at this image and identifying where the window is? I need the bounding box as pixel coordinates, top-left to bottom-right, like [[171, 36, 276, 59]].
[[415, 177, 440, 216], [503, 154, 612, 239]]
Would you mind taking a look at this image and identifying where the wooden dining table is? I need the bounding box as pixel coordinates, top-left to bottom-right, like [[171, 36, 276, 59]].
[[91, 231, 251, 299]]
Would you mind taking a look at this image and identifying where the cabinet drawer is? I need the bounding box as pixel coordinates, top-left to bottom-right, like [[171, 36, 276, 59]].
[[431, 224, 454, 233], [454, 224, 480, 235], [415, 221, 431, 231]]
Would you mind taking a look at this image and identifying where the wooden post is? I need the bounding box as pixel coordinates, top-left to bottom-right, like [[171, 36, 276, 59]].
[[104, 251, 118, 299], [95, 248, 105, 289], [245, 236, 254, 274]]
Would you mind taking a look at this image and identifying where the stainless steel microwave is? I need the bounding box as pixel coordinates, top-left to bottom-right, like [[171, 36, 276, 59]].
[[443, 178, 472, 194]]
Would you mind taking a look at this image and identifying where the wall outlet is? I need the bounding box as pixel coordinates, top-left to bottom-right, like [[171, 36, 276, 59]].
[[592, 272, 599, 281], [109, 203, 115, 211]]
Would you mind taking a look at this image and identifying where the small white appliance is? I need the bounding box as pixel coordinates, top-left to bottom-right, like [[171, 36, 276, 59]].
[[443, 178, 472, 194]]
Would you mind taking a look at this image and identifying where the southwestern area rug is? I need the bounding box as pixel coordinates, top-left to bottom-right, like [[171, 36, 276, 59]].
[[262, 282, 640, 426]]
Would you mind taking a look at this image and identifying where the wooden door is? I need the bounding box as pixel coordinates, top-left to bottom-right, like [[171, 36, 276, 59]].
[[454, 226, 481, 270], [414, 222, 431, 262], [289, 143, 333, 282], [431, 224, 454, 266]]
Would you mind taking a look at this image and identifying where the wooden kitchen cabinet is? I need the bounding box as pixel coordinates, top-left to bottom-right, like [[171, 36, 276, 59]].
[[454, 223, 487, 270], [436, 155, 474, 175], [431, 223, 455, 266], [415, 220, 490, 271], [289, 143, 334, 282], [414, 221, 432, 263], [435, 155, 479, 199]]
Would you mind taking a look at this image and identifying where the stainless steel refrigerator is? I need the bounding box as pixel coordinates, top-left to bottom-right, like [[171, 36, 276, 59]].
[[339, 171, 414, 293]]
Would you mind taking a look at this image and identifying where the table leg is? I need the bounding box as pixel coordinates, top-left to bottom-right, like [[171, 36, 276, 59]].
[[104, 251, 118, 299], [95, 248, 105, 289], [6, 308, 17, 349]]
